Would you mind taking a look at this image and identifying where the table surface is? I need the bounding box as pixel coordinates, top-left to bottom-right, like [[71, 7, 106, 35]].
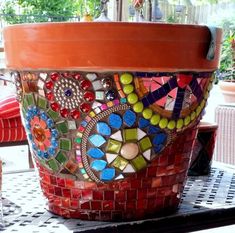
[[1, 161, 235, 233]]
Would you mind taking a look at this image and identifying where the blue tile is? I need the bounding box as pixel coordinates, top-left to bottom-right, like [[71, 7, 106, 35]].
[[153, 133, 167, 145], [148, 125, 160, 134], [81, 120, 88, 127], [109, 113, 122, 129], [123, 110, 136, 127], [154, 144, 164, 153], [89, 134, 106, 147], [138, 118, 150, 128], [142, 97, 150, 107], [87, 148, 104, 159], [100, 168, 115, 181], [147, 93, 155, 104], [91, 160, 107, 171], [97, 122, 111, 136], [168, 77, 178, 89]]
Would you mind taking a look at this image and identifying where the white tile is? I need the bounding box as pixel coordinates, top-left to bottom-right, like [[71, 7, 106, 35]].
[[92, 80, 103, 90], [115, 174, 124, 180], [123, 164, 135, 173], [110, 130, 123, 141], [86, 73, 97, 81], [67, 120, 77, 130], [106, 153, 118, 164], [137, 128, 146, 140], [143, 149, 151, 160]]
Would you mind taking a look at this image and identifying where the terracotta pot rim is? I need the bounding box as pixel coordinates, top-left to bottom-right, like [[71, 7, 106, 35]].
[[3, 22, 222, 71]]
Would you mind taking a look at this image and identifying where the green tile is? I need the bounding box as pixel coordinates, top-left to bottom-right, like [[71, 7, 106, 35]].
[[139, 137, 152, 152], [106, 139, 122, 153], [26, 93, 35, 106], [37, 96, 47, 109], [47, 109, 59, 121], [59, 138, 72, 151], [56, 121, 69, 134], [23, 97, 29, 111], [112, 156, 128, 171], [124, 128, 138, 142], [47, 159, 59, 171], [75, 137, 82, 144], [55, 151, 68, 164], [131, 155, 147, 171]]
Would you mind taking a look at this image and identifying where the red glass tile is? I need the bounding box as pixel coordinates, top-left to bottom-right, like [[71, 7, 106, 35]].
[[115, 202, 125, 211], [102, 201, 114, 210], [127, 190, 137, 200], [60, 108, 69, 118], [104, 191, 114, 200], [46, 92, 54, 101], [53, 197, 62, 207], [136, 199, 147, 209], [82, 189, 93, 200], [141, 178, 152, 188], [50, 72, 60, 81], [73, 73, 81, 80], [70, 199, 79, 208], [44, 174, 50, 184], [57, 177, 65, 187], [50, 175, 57, 185], [108, 182, 120, 190], [45, 80, 54, 89], [137, 189, 147, 200], [80, 201, 91, 210], [71, 189, 82, 199], [71, 109, 80, 119], [48, 186, 54, 195], [115, 190, 126, 201], [62, 72, 70, 78], [62, 198, 70, 208], [126, 201, 136, 210], [147, 167, 157, 177], [130, 180, 141, 189], [93, 190, 104, 200], [158, 155, 169, 166], [91, 201, 102, 210], [65, 179, 75, 188], [51, 102, 60, 111], [147, 189, 157, 199], [151, 177, 162, 188], [62, 188, 71, 198], [119, 181, 131, 190], [54, 187, 62, 196]]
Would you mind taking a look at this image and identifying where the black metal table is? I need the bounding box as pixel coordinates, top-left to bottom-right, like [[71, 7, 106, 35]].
[[1, 161, 235, 233]]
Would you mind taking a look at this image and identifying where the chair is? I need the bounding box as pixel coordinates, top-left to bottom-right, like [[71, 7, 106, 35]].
[[0, 94, 33, 168]]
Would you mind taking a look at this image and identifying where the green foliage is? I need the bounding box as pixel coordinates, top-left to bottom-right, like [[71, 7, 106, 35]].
[[1, 0, 101, 24]]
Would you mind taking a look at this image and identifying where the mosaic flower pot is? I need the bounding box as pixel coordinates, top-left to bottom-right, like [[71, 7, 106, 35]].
[[3, 23, 222, 220]]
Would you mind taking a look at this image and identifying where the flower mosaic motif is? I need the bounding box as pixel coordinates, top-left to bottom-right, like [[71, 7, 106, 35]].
[[82, 109, 168, 182], [17, 70, 213, 184]]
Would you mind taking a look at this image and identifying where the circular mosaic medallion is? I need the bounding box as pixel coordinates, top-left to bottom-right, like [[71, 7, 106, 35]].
[[44, 72, 95, 119], [78, 106, 169, 183]]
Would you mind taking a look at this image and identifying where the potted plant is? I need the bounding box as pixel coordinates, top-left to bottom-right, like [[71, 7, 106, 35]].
[[217, 28, 235, 102]]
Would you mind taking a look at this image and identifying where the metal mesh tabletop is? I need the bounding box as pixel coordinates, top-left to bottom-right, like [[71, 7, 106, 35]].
[[1, 162, 235, 233]]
